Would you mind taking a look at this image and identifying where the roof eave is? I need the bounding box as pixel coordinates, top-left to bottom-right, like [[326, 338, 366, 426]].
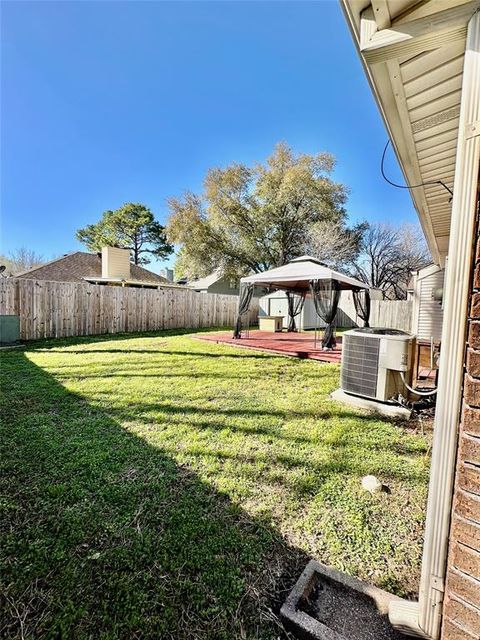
[[83, 277, 159, 287], [340, 0, 443, 265]]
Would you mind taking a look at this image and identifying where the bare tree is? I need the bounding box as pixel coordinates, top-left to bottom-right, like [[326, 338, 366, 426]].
[[352, 222, 430, 299], [4, 247, 45, 275], [303, 220, 365, 269]]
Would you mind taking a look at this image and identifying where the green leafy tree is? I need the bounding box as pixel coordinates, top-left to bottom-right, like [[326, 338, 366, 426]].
[[76, 203, 173, 265], [173, 248, 193, 281], [166, 142, 351, 278]]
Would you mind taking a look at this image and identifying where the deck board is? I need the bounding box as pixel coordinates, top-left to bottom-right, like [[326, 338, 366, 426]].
[[198, 330, 342, 363]]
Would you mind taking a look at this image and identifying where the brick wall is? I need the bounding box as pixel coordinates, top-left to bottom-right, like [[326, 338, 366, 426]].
[[442, 205, 480, 639]]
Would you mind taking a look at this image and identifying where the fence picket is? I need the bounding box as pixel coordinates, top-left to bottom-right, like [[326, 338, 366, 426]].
[[1, 279, 259, 341], [0, 278, 412, 340]]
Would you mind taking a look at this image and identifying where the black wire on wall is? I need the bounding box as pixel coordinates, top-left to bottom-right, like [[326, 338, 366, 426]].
[[381, 139, 453, 199]]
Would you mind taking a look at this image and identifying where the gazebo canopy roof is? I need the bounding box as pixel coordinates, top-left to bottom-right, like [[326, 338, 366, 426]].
[[241, 256, 369, 293]]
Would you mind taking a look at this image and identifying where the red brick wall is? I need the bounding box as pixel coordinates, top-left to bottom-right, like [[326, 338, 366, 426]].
[[442, 204, 480, 639]]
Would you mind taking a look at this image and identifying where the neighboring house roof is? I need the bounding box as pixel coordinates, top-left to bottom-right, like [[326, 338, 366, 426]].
[[186, 270, 224, 290], [15, 252, 169, 285]]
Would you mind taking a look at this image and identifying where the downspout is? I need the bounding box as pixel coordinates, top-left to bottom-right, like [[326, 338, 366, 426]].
[[389, 11, 480, 639]]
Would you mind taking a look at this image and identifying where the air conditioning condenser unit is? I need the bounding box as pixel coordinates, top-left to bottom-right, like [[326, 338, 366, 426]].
[[340, 328, 415, 403]]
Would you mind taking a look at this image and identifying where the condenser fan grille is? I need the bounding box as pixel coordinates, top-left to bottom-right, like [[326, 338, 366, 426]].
[[341, 334, 380, 398]]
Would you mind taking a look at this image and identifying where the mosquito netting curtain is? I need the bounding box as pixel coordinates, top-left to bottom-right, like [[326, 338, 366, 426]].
[[233, 283, 255, 338], [352, 288, 371, 327], [286, 291, 306, 332], [309, 279, 341, 349]]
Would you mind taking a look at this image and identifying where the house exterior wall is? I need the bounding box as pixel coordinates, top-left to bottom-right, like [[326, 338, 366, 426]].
[[206, 278, 239, 296], [191, 277, 266, 297], [412, 267, 445, 343], [442, 209, 480, 640]]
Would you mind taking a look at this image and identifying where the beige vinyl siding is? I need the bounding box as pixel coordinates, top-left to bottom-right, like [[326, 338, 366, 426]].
[[101, 247, 131, 279], [416, 268, 445, 342]]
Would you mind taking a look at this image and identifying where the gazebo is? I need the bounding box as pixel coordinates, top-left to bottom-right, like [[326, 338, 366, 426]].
[[233, 256, 370, 348]]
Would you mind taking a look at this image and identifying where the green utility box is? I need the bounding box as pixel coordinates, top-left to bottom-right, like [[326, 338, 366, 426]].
[[0, 315, 20, 345]]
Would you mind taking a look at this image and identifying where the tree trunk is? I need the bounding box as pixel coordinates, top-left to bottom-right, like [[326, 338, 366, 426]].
[[133, 234, 140, 265]]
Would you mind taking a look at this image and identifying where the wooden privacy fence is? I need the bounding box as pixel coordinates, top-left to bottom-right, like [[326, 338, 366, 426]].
[[369, 300, 412, 331], [0, 279, 259, 341], [333, 291, 412, 332], [0, 279, 412, 340]]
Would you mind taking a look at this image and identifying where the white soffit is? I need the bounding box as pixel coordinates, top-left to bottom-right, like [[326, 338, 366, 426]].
[[341, 0, 480, 264]]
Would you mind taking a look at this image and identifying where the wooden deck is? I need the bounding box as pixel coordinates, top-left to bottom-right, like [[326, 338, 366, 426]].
[[198, 330, 342, 363]]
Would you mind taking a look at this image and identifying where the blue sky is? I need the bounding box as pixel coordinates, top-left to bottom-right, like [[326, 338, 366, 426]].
[[1, 0, 416, 272]]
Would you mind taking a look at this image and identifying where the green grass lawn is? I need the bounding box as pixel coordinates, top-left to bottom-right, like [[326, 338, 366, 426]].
[[0, 330, 430, 639]]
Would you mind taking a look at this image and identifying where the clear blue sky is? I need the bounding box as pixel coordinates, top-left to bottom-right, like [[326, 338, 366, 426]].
[[1, 0, 416, 272]]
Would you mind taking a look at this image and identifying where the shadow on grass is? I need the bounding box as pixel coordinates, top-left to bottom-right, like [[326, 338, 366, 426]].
[[0, 350, 307, 640], [27, 327, 237, 351], [96, 401, 426, 486], [40, 349, 274, 360]]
